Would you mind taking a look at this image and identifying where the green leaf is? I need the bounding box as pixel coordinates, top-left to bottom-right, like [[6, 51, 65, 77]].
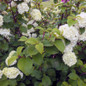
[[77, 79, 85, 86], [0, 3, 7, 11], [67, 18, 78, 26], [25, 45, 38, 56], [20, 26, 27, 33], [68, 73, 79, 80], [41, 0, 54, 8], [54, 40, 65, 53], [1, 42, 8, 51], [26, 37, 39, 45], [0, 79, 17, 86], [16, 46, 24, 56], [79, 27, 85, 34], [28, 24, 33, 29], [61, 82, 70, 86], [0, 80, 9, 86], [19, 36, 28, 42], [35, 26, 44, 31], [42, 40, 53, 47], [8, 56, 18, 66], [31, 70, 42, 80], [77, 59, 83, 66], [67, 15, 78, 26], [42, 75, 51, 86], [52, 28, 60, 35], [8, 80, 17, 86], [35, 43, 44, 54], [32, 53, 43, 65], [19, 83, 26, 86], [68, 79, 77, 86], [45, 46, 59, 55], [17, 58, 33, 75], [3, 13, 13, 23]]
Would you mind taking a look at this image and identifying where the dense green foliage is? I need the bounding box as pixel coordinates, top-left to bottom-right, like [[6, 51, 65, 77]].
[[0, 0, 86, 86]]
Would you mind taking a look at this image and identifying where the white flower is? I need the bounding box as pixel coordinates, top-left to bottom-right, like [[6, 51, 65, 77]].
[[11, 1, 17, 7], [22, 27, 37, 38], [33, 22, 38, 27], [24, 0, 33, 3], [27, 20, 34, 25], [5, 51, 17, 66], [30, 9, 42, 21], [79, 27, 86, 41], [43, 7, 48, 12], [62, 52, 77, 67], [17, 2, 29, 14], [31, 2, 35, 7], [54, 32, 59, 38], [2, 11, 8, 15], [71, 4, 76, 11], [76, 12, 86, 28], [0, 70, 3, 79], [2, 67, 23, 79], [32, 33, 37, 38], [29, 27, 35, 32], [52, 6, 61, 14], [27, 20, 38, 27], [64, 41, 77, 53], [22, 23, 27, 28], [0, 15, 3, 26], [23, 16, 29, 21], [0, 28, 11, 38], [59, 24, 79, 42]]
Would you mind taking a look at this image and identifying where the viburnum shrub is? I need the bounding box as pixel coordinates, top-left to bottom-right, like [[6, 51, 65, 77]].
[[0, 0, 86, 86]]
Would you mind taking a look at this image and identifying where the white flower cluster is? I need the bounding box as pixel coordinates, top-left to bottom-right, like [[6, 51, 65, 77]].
[[0, 15, 3, 26], [59, 24, 79, 42], [27, 20, 38, 27], [0, 28, 12, 39], [22, 27, 37, 38], [8, 1, 17, 9], [5, 51, 17, 66], [79, 27, 86, 41], [0, 70, 3, 79], [76, 12, 86, 28], [22, 20, 38, 38], [0, 50, 23, 79], [62, 52, 77, 67], [0, 67, 23, 79], [17, 2, 29, 14], [64, 42, 77, 53], [59, 12, 86, 67], [52, 6, 61, 14], [76, 12, 86, 41], [30, 9, 42, 21], [59, 24, 78, 67], [11, 1, 17, 7]]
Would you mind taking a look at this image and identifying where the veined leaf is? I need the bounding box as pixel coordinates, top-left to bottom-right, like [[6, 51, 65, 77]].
[[35, 43, 44, 54], [16, 46, 24, 56], [17, 58, 33, 75], [25, 37, 39, 45], [54, 40, 65, 53]]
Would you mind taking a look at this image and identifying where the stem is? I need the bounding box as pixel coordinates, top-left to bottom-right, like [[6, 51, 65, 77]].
[[9, 1, 17, 23], [80, 72, 86, 76], [4, 0, 17, 23], [49, 34, 51, 39], [42, 32, 45, 40]]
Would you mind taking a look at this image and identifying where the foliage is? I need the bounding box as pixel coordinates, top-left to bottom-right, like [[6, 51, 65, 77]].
[[0, 0, 86, 86]]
